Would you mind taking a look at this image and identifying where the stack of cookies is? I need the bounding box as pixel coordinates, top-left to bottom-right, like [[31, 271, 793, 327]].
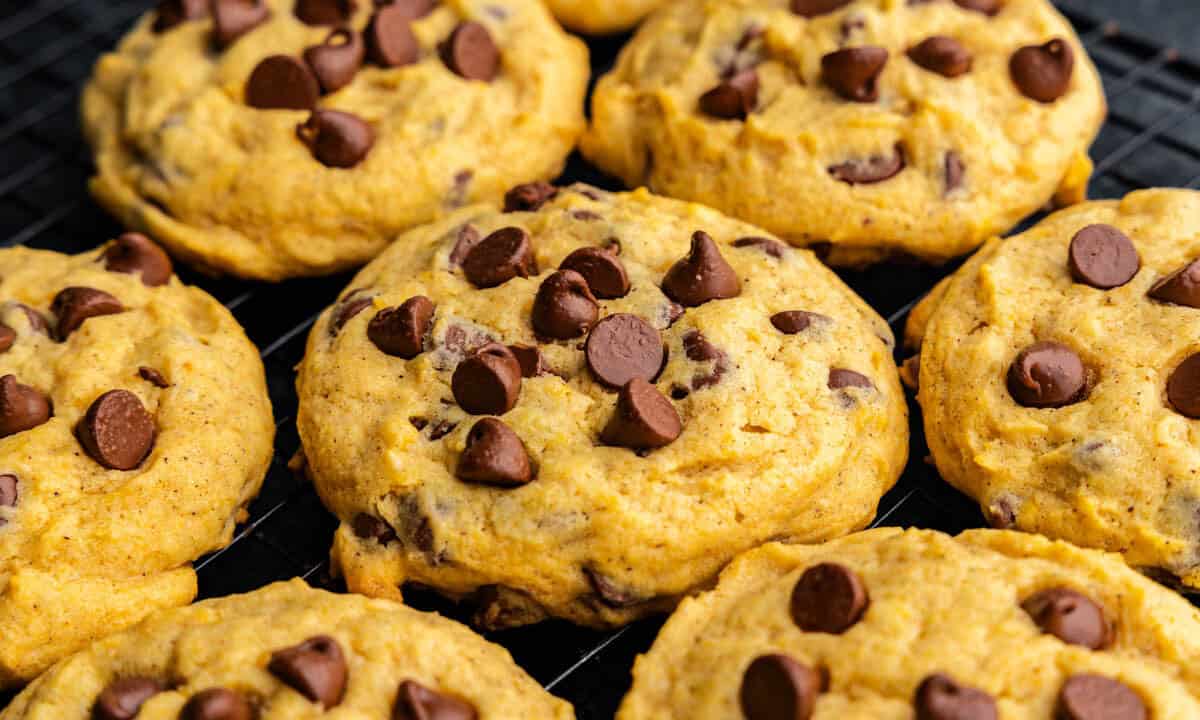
[[0, 0, 1197, 718]]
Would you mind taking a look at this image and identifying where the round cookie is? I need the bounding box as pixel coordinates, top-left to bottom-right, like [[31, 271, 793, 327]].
[[544, 0, 667, 34], [0, 578, 573, 719], [0, 236, 274, 686], [83, 0, 589, 281], [912, 189, 1200, 591], [296, 185, 908, 629], [617, 527, 1200, 719], [581, 0, 1105, 266]]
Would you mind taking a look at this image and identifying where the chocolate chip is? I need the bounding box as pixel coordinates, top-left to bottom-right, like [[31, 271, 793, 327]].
[[471, 584, 547, 629], [1068, 224, 1140, 290], [366, 4, 420, 67], [985, 496, 1018, 529], [1010, 38, 1074, 103], [0, 324, 13, 354], [452, 343, 522, 415], [369, 296, 435, 359], [531, 270, 598, 340], [1167, 353, 1200, 419], [953, 0, 1001, 15], [682, 330, 729, 389], [94, 677, 164, 720], [740, 654, 822, 720], [329, 292, 373, 336], [828, 368, 873, 390], [945, 151, 966, 194], [583, 567, 642, 608], [504, 182, 559, 212], [829, 144, 906, 184], [449, 225, 482, 267], [353, 513, 397, 544], [586, 314, 665, 389], [0, 376, 51, 438], [294, 0, 354, 25], [1007, 342, 1086, 409], [733, 236, 785, 259], [914, 674, 997, 720], [304, 29, 364, 94], [461, 227, 537, 288], [394, 680, 478, 720], [246, 55, 320, 110], [52, 287, 124, 340], [138, 366, 170, 388], [662, 231, 741, 307], [1056, 675, 1147, 720], [429, 420, 457, 440], [790, 562, 869, 633], [181, 688, 253, 720], [508, 344, 546, 377], [791, 0, 850, 16], [456, 417, 533, 487], [439, 22, 499, 82], [699, 69, 759, 120], [212, 0, 270, 49], [103, 233, 173, 287], [154, 0, 209, 32], [601, 378, 682, 450], [0, 474, 16, 515], [1149, 259, 1200, 307], [772, 311, 828, 334], [822, 47, 888, 102], [12, 304, 48, 335], [560, 247, 630, 299], [908, 36, 972, 77], [298, 110, 375, 168], [76, 390, 155, 471], [1021, 587, 1112, 649], [268, 635, 347, 708]]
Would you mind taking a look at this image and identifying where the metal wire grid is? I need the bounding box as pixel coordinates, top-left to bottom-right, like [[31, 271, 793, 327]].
[[0, 1, 1196, 717]]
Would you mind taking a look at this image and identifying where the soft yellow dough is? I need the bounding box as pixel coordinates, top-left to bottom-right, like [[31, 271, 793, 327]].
[[618, 528, 1200, 719], [82, 0, 589, 280], [0, 243, 273, 685], [582, 0, 1105, 266], [0, 579, 573, 719], [544, 0, 667, 34], [296, 186, 908, 629]]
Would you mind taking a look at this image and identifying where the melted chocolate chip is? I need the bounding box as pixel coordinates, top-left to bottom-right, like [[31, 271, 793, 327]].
[[329, 293, 373, 336], [1010, 38, 1074, 103], [600, 378, 682, 450], [76, 390, 156, 470], [456, 417, 533, 487], [772, 311, 828, 335], [1056, 675, 1147, 720], [461, 227, 537, 288], [1007, 342, 1087, 409], [914, 674, 997, 720], [945, 151, 966, 194], [508, 344, 546, 377], [682, 330, 729, 389], [1167, 352, 1200, 419], [369, 296, 435, 359], [439, 22, 499, 82], [180, 688, 253, 720], [699, 69, 759, 120], [1149, 259, 1200, 308], [585, 314, 665, 389], [908, 36, 973, 77], [294, 0, 355, 25], [790, 562, 869, 634], [304, 29, 364, 94], [954, 0, 1001, 14], [212, 0, 270, 48], [828, 368, 873, 390], [740, 654, 822, 720], [791, 0, 850, 16], [268, 635, 348, 708], [103, 233, 173, 286], [298, 110, 375, 168], [394, 680, 478, 720], [504, 182, 559, 212], [353, 513, 397, 544], [451, 343, 523, 415], [246, 55, 320, 110], [662, 231, 741, 307], [52, 286, 124, 340], [1068, 224, 1140, 290], [153, 0, 209, 33], [822, 46, 888, 102], [828, 144, 906, 184], [582, 567, 643, 608], [449, 225, 482, 267], [532, 270, 599, 340], [733, 236, 785, 259], [560, 247, 630, 299], [366, 5, 420, 68], [93, 677, 164, 720], [0, 375, 51, 438], [1021, 587, 1112, 649], [0, 324, 13, 354], [0, 474, 16, 509], [138, 367, 170, 388]]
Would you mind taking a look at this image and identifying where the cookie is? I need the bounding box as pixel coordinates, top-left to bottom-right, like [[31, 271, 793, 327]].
[[82, 0, 589, 281], [0, 578, 572, 719], [0, 237, 274, 686], [910, 189, 1200, 591], [581, 0, 1105, 266], [296, 185, 908, 629], [618, 527, 1200, 719], [545, 0, 667, 34]]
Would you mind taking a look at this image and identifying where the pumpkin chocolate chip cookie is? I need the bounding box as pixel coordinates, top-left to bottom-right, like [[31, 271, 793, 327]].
[[0, 579, 573, 719], [83, 0, 589, 280], [581, 0, 1105, 266], [296, 185, 907, 629], [0, 236, 273, 686], [618, 528, 1200, 719], [909, 189, 1200, 592]]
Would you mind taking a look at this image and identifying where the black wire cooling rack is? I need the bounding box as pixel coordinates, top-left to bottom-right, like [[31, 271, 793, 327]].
[[0, 1, 1197, 717]]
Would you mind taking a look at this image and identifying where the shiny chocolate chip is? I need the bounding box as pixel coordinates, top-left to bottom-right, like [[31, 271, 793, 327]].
[[600, 378, 682, 450], [829, 144, 905, 184], [180, 688, 253, 720], [733, 236, 785, 259], [304, 29, 364, 94], [394, 680, 478, 720], [699, 69, 759, 120], [908, 36, 972, 77], [585, 314, 665, 389], [138, 367, 170, 388], [772, 311, 829, 335], [791, 0, 850, 16], [822, 46, 888, 102], [366, 4, 420, 67], [439, 22, 499, 82], [507, 344, 546, 378], [1068, 224, 1139, 290], [103, 233, 173, 286], [1010, 38, 1074, 103], [914, 674, 997, 720], [353, 513, 397, 544], [461, 227, 537, 288], [1021, 587, 1112, 649], [456, 417, 533, 487], [452, 343, 522, 415], [1149, 259, 1200, 308], [0, 324, 13, 354], [1167, 352, 1200, 419], [212, 0, 270, 49], [329, 293, 373, 336], [790, 562, 869, 634], [560, 247, 630, 299], [532, 270, 598, 340], [368, 296, 435, 359], [1007, 342, 1086, 409], [662, 231, 741, 307], [1056, 675, 1147, 720], [0, 376, 51, 438], [94, 677, 164, 720], [294, 0, 355, 25], [298, 110, 375, 168], [268, 635, 348, 708], [504, 182, 558, 212], [76, 390, 155, 470], [52, 286, 124, 340], [449, 225, 482, 267], [828, 368, 873, 390], [246, 55, 320, 110], [740, 654, 822, 720]]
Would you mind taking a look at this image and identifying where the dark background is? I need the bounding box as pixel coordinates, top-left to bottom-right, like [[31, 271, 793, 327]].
[[0, 1, 1196, 717]]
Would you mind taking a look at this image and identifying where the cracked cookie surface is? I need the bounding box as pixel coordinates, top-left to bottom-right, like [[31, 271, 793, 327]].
[[618, 528, 1200, 719], [581, 0, 1104, 266], [0, 578, 572, 719], [0, 239, 273, 686], [910, 189, 1200, 591], [82, 0, 589, 280], [296, 186, 907, 629]]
